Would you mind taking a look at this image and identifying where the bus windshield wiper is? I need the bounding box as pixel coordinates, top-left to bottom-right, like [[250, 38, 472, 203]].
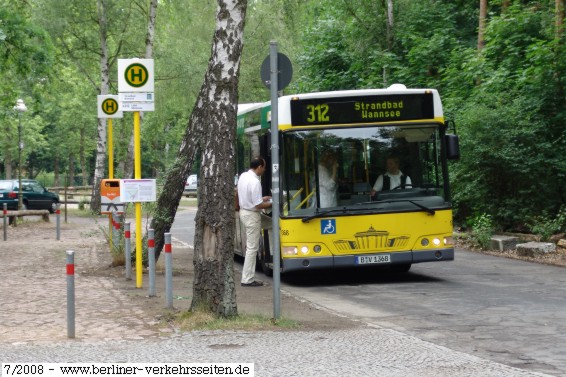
[[407, 200, 435, 215], [301, 208, 349, 223], [354, 199, 435, 215]]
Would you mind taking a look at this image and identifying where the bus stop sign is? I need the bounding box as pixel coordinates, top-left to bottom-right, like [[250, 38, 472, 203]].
[[261, 53, 292, 90]]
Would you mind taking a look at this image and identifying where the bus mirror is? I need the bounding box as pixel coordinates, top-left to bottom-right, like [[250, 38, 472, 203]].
[[445, 134, 460, 160]]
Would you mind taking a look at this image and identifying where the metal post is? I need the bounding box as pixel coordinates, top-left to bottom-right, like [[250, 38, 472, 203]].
[[66, 250, 75, 338], [56, 203, 61, 240], [164, 233, 173, 308], [17, 112, 23, 211], [3, 203, 7, 241], [124, 223, 132, 280], [269, 42, 281, 319], [148, 228, 156, 297]]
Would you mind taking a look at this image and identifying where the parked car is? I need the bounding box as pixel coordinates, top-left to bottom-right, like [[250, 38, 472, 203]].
[[184, 174, 198, 197], [0, 179, 60, 213]]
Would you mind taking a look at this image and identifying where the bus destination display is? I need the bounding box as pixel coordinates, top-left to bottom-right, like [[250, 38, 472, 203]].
[[290, 93, 434, 126]]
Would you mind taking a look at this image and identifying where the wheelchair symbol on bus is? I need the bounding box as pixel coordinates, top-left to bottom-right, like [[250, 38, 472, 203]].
[[321, 219, 336, 234]]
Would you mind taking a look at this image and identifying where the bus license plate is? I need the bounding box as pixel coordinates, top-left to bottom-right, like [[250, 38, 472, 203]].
[[356, 255, 391, 265]]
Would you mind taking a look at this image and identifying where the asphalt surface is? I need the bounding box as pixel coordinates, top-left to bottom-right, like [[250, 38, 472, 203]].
[[0, 212, 557, 377]]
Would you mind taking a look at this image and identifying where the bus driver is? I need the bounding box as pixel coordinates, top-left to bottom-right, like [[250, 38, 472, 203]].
[[371, 156, 412, 196]]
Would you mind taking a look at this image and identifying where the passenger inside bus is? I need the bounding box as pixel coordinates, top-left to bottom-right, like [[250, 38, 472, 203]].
[[316, 149, 339, 207], [371, 156, 412, 196]]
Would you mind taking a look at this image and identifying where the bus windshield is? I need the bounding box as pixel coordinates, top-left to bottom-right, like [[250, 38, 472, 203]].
[[280, 123, 448, 217]]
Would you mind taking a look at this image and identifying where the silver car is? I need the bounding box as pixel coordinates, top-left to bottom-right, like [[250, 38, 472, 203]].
[[184, 175, 198, 197]]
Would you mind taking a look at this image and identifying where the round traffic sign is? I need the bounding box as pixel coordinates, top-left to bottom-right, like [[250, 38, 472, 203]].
[[101, 98, 119, 115], [260, 53, 293, 90], [124, 63, 149, 88]]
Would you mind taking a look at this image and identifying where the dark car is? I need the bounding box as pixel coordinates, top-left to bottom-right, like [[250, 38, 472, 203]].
[[0, 179, 60, 213]]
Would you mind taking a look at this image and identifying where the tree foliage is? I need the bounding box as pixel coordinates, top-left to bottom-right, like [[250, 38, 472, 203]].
[[1, 0, 564, 233]]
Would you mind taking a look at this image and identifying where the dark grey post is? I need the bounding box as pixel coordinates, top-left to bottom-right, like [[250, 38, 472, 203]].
[[164, 232, 173, 308], [269, 42, 281, 319], [56, 203, 61, 240], [66, 250, 75, 338], [148, 228, 156, 297], [3, 203, 7, 241]]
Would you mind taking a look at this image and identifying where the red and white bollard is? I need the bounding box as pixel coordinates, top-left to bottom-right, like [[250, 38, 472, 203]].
[[148, 229, 156, 297], [3, 203, 7, 241], [56, 203, 61, 240], [124, 222, 132, 280], [66, 250, 75, 338], [165, 233, 172, 308]]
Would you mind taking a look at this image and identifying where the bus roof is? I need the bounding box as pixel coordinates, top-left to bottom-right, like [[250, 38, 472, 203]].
[[237, 85, 444, 127]]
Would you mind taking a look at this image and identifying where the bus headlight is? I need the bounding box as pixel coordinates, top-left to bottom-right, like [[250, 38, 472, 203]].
[[283, 246, 298, 255], [301, 246, 309, 255], [433, 238, 441, 246], [444, 236, 454, 245]]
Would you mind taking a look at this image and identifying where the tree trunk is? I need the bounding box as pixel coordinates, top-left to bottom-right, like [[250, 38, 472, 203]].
[[80, 126, 88, 186], [5, 149, 12, 180], [90, 0, 110, 213], [381, 0, 394, 87], [54, 156, 60, 187], [191, 0, 247, 317], [121, 0, 158, 180], [478, 0, 487, 51], [555, 0, 565, 108], [69, 155, 75, 186], [150, 0, 247, 317]]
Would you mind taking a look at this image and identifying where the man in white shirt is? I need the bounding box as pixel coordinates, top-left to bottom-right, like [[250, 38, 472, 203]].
[[371, 156, 412, 196], [237, 157, 272, 287]]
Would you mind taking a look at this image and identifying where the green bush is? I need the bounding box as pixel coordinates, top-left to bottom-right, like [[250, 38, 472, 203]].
[[529, 206, 566, 241], [470, 213, 494, 250]]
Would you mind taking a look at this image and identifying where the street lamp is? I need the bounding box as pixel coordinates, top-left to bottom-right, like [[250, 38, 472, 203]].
[[13, 99, 27, 211]]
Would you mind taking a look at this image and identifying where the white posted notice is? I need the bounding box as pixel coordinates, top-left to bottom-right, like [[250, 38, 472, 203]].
[[120, 179, 157, 202]]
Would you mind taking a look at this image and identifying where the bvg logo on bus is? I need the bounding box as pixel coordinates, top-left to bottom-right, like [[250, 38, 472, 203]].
[[124, 63, 149, 88], [101, 98, 119, 115], [321, 219, 336, 234]]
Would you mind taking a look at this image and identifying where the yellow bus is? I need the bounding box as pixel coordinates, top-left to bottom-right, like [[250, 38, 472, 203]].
[[235, 85, 459, 275]]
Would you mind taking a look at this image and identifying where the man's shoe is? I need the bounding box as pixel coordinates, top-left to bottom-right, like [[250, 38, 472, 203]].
[[241, 281, 264, 287]]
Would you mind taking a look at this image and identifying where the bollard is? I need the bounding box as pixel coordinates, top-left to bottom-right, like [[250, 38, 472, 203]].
[[111, 214, 118, 251], [165, 233, 173, 308], [114, 214, 122, 245], [124, 222, 132, 280], [56, 203, 61, 240], [148, 229, 156, 297], [3, 203, 7, 241], [66, 250, 75, 339]]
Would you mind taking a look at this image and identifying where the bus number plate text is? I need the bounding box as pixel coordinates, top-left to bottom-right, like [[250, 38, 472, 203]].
[[356, 255, 391, 265]]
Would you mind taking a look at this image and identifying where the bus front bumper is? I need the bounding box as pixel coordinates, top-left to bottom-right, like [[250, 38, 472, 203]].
[[281, 248, 454, 273]]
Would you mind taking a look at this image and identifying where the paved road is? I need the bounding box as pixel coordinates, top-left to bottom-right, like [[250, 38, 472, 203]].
[[280, 251, 566, 377], [0, 209, 560, 377], [170, 209, 566, 376]]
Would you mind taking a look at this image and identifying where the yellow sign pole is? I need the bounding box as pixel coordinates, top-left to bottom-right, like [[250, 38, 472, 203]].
[[134, 111, 143, 288], [108, 118, 114, 179], [108, 118, 114, 247]]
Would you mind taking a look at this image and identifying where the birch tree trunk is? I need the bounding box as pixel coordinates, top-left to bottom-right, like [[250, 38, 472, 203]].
[[90, 0, 110, 213], [122, 0, 158, 179], [150, 0, 247, 316]]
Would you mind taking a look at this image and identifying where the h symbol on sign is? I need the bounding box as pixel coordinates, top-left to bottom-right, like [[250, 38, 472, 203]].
[[129, 68, 144, 83], [104, 101, 116, 113]]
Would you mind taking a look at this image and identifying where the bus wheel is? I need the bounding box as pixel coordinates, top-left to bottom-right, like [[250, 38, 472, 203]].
[[391, 263, 411, 273]]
